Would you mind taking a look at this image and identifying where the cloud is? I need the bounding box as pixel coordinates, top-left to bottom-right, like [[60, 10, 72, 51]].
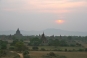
[[1, 0, 87, 14]]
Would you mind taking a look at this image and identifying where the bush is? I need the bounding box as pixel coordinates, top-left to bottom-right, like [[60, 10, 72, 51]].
[[0, 50, 7, 57], [78, 49, 84, 52], [72, 49, 76, 52], [85, 48, 87, 51], [65, 49, 67, 52], [48, 52, 56, 56], [23, 54, 30, 58], [32, 46, 39, 51], [23, 50, 29, 55], [14, 55, 20, 58], [40, 48, 46, 51], [76, 43, 82, 46], [9, 46, 15, 50], [42, 52, 67, 58]]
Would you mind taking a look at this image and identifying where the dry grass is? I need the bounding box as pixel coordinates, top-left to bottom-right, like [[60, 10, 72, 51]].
[[29, 51, 87, 58], [29, 46, 84, 50], [1, 51, 19, 58]]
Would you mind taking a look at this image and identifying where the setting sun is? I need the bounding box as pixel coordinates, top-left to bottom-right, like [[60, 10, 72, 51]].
[[55, 20, 64, 24]]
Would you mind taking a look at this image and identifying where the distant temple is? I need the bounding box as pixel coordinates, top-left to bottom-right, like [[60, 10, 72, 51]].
[[14, 28, 22, 36], [41, 32, 48, 45]]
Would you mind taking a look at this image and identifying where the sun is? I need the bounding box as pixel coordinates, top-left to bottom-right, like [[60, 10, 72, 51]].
[[55, 19, 64, 24]]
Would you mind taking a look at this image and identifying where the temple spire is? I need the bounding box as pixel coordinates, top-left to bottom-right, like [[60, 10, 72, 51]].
[[14, 28, 22, 36]]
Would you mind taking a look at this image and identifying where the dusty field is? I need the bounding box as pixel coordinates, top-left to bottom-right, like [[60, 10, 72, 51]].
[[29, 51, 87, 58], [1, 50, 87, 58]]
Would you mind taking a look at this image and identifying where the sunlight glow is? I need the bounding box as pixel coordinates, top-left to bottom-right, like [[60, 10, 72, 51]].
[[55, 20, 64, 24]]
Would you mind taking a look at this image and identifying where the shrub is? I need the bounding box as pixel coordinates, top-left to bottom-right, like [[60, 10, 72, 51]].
[[14, 55, 20, 58], [23, 54, 30, 58], [78, 49, 84, 52], [42, 52, 67, 58], [40, 48, 46, 51], [72, 49, 76, 52], [9, 46, 15, 50], [65, 49, 67, 52], [23, 50, 29, 55], [85, 48, 87, 51], [48, 52, 56, 56], [32, 46, 39, 51], [0, 50, 7, 57]]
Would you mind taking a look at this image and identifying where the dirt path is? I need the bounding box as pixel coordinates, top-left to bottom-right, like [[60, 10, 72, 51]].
[[10, 51, 23, 58], [17, 53, 23, 58]]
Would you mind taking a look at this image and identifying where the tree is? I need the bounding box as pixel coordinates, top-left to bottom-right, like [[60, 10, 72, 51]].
[[29, 37, 41, 46], [67, 36, 72, 40], [15, 41, 27, 52]]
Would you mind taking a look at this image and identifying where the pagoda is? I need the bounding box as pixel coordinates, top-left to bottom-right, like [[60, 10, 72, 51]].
[[14, 28, 22, 36], [41, 32, 48, 45]]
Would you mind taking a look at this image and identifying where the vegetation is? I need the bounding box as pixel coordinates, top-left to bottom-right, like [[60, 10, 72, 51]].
[[42, 52, 67, 58], [1, 31, 87, 58]]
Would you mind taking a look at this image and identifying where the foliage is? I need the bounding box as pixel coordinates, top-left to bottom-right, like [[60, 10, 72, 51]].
[[42, 52, 67, 58], [40, 48, 46, 51], [10, 39, 19, 46], [23, 54, 30, 58], [85, 48, 87, 51], [32, 46, 39, 51], [9, 46, 15, 50], [48, 52, 56, 56], [0, 50, 7, 57], [29, 37, 41, 46], [78, 49, 84, 51], [23, 50, 29, 55], [0, 40, 7, 50], [15, 41, 28, 52], [65, 49, 67, 52], [14, 55, 20, 58]]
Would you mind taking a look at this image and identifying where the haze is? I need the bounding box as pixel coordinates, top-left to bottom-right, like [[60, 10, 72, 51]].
[[0, 0, 87, 32]]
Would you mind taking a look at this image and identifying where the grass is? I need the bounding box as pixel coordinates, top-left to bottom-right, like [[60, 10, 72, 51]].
[[1, 51, 19, 58], [29, 46, 84, 51], [29, 51, 87, 58]]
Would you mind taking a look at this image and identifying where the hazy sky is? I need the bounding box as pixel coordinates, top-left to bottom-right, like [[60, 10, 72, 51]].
[[0, 0, 87, 31]]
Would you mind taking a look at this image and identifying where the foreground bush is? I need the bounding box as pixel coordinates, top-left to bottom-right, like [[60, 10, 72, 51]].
[[23, 50, 29, 55], [48, 52, 56, 56], [0, 50, 7, 57], [23, 54, 30, 58]]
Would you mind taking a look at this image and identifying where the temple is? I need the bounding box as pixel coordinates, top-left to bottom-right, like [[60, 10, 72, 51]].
[[14, 28, 22, 36], [41, 32, 48, 45]]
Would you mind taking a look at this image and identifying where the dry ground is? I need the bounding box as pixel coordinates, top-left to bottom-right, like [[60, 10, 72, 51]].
[[29, 51, 87, 58]]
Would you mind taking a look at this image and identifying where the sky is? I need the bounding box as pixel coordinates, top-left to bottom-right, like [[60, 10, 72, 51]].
[[0, 0, 87, 31]]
